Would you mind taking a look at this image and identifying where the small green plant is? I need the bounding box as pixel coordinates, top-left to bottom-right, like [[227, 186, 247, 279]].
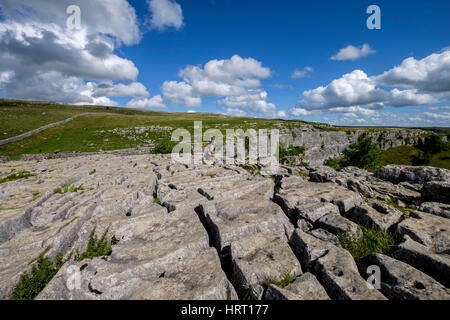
[[338, 226, 398, 263], [154, 197, 161, 205], [54, 184, 84, 194], [74, 227, 113, 262], [324, 157, 344, 171], [0, 171, 34, 184], [32, 191, 41, 201], [206, 173, 217, 178], [241, 164, 261, 176], [151, 139, 177, 154], [89, 169, 96, 175], [13, 252, 71, 300], [265, 273, 299, 289], [321, 141, 325, 150]]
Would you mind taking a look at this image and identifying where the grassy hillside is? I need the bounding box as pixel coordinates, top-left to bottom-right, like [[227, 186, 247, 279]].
[[381, 144, 450, 170], [0, 99, 311, 158]]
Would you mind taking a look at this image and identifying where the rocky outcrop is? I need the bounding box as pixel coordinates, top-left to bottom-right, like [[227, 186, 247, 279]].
[[0, 156, 449, 300], [360, 253, 450, 300], [375, 165, 450, 184], [280, 128, 428, 166]]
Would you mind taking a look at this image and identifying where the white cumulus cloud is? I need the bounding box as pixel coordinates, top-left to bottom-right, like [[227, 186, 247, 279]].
[[331, 44, 375, 61], [291, 66, 313, 79], [127, 95, 166, 108], [0, 0, 150, 105], [147, 0, 184, 31], [161, 55, 281, 117]]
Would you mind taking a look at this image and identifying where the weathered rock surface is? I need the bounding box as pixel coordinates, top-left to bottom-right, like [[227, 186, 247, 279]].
[[230, 231, 302, 299], [394, 236, 450, 288], [375, 165, 450, 184], [317, 213, 362, 238], [265, 272, 330, 300], [397, 211, 450, 253], [422, 181, 450, 204], [289, 229, 386, 300], [361, 253, 450, 300], [0, 155, 449, 300], [347, 200, 404, 230], [419, 202, 450, 219]]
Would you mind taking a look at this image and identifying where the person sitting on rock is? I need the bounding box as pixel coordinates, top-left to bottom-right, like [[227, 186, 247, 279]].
[[204, 136, 216, 164]]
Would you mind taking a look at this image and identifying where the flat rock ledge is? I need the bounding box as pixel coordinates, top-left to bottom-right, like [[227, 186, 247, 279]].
[[0, 155, 449, 300]]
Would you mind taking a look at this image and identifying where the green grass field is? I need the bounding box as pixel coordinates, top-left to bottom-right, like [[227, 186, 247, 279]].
[[381, 144, 450, 170], [0, 99, 315, 158], [2, 99, 449, 168]]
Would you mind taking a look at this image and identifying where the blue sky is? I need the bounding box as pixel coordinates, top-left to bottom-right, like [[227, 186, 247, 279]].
[[0, 0, 449, 126]]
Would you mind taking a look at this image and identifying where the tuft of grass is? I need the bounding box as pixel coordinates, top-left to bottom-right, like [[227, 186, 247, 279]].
[[206, 173, 217, 178], [151, 140, 177, 154], [74, 227, 114, 262], [89, 169, 96, 175], [13, 252, 72, 300], [265, 273, 299, 289], [338, 226, 398, 263], [241, 164, 261, 176], [279, 145, 305, 166], [54, 183, 84, 194], [32, 191, 41, 201], [0, 170, 34, 184]]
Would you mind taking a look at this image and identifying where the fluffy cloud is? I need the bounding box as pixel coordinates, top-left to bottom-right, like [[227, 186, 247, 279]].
[[126, 95, 166, 108], [291, 67, 313, 79], [288, 108, 314, 117], [147, 0, 184, 31], [0, 0, 149, 105], [331, 44, 375, 61], [375, 50, 450, 93], [91, 82, 149, 98], [161, 55, 280, 117], [298, 70, 436, 111], [290, 49, 450, 126], [225, 108, 247, 117]]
